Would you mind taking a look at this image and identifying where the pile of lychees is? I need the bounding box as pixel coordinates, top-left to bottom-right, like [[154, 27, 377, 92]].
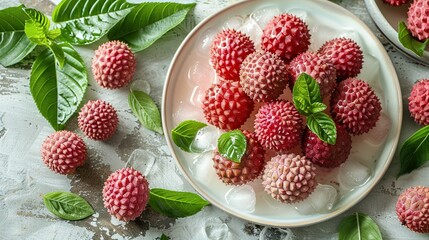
[[203, 13, 382, 204], [40, 41, 150, 222]]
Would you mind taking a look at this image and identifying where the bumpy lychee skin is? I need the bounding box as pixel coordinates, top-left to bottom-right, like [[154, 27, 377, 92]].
[[202, 81, 254, 130], [103, 168, 149, 222], [210, 29, 255, 81], [409, 79, 429, 125], [240, 51, 288, 102], [407, 0, 429, 41], [92, 40, 136, 89], [396, 186, 429, 233], [41, 131, 86, 175], [261, 13, 311, 63], [78, 100, 119, 140], [302, 124, 352, 168], [213, 130, 266, 185], [318, 38, 363, 80], [287, 51, 337, 99], [254, 100, 303, 151], [383, 0, 409, 6], [331, 78, 382, 135], [262, 153, 317, 204]]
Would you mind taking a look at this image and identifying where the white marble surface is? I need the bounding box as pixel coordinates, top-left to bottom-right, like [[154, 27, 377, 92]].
[[0, 0, 428, 239]]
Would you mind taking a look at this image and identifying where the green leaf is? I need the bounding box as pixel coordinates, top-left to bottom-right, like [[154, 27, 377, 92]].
[[43, 191, 95, 221], [129, 90, 163, 134], [108, 2, 196, 52], [23, 8, 51, 45], [398, 21, 429, 57], [48, 41, 66, 68], [47, 28, 62, 40], [0, 5, 37, 67], [51, 0, 136, 45], [149, 188, 210, 218], [171, 120, 207, 153], [30, 42, 87, 130], [339, 213, 383, 240], [310, 102, 327, 113], [398, 125, 429, 178], [293, 73, 323, 116], [217, 130, 247, 163], [307, 112, 337, 145], [160, 234, 170, 240]]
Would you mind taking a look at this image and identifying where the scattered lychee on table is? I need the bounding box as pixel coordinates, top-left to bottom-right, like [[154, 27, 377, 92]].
[[408, 79, 429, 125], [396, 186, 429, 233]]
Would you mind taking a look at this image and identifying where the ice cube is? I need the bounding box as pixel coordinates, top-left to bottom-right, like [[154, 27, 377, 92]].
[[225, 185, 256, 213], [286, 8, 308, 20], [309, 25, 339, 51], [204, 218, 230, 240], [124, 149, 156, 176], [359, 54, 380, 85], [172, 102, 205, 124], [239, 18, 263, 48], [250, 6, 281, 29], [189, 151, 217, 180], [259, 227, 294, 240], [364, 112, 392, 146], [130, 80, 151, 94], [338, 160, 371, 189], [224, 16, 244, 30], [294, 184, 338, 215], [190, 86, 205, 107], [190, 126, 222, 153], [198, 27, 218, 56], [187, 60, 216, 86]]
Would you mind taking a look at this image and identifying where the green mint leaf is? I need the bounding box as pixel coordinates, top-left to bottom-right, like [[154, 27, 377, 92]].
[[0, 5, 37, 67], [293, 73, 323, 116], [398, 21, 429, 57], [310, 102, 327, 113], [149, 188, 210, 218], [160, 234, 170, 240], [30, 42, 87, 130], [43, 192, 95, 221], [307, 112, 337, 145], [47, 28, 62, 40], [171, 120, 207, 152], [217, 130, 247, 163], [398, 125, 429, 178], [339, 213, 383, 240], [129, 90, 163, 134], [51, 0, 136, 45], [108, 2, 196, 52], [23, 8, 51, 45], [48, 41, 66, 68]]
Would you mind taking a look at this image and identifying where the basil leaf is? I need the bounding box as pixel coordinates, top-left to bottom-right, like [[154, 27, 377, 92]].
[[171, 120, 207, 152], [43, 191, 95, 221], [129, 90, 163, 134], [293, 73, 323, 116], [310, 102, 327, 113], [30, 42, 88, 130], [0, 5, 37, 67], [339, 213, 383, 240], [160, 234, 170, 240], [24, 8, 51, 45], [398, 21, 429, 57], [149, 188, 210, 218], [217, 130, 247, 163], [398, 125, 429, 178], [307, 112, 337, 145], [108, 2, 196, 52], [48, 41, 66, 68], [51, 0, 136, 45]]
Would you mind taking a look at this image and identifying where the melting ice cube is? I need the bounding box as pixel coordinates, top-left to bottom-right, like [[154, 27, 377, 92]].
[[239, 18, 263, 48], [338, 160, 371, 189], [364, 112, 392, 146], [259, 227, 295, 240], [190, 126, 222, 153], [225, 185, 256, 213], [250, 6, 281, 29], [187, 60, 216, 86], [359, 54, 381, 85], [286, 8, 308, 20], [198, 27, 218, 56], [224, 16, 244, 30], [130, 80, 151, 94], [125, 149, 156, 176], [204, 218, 230, 240], [190, 86, 205, 107], [294, 184, 338, 215], [190, 151, 216, 181]]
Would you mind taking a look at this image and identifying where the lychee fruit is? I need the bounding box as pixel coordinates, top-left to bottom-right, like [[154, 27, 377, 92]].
[[396, 186, 429, 233], [213, 130, 266, 185], [302, 124, 352, 168], [240, 50, 288, 102], [103, 168, 149, 222], [330, 78, 382, 135], [262, 153, 317, 204], [254, 100, 303, 151], [92, 40, 136, 89], [318, 37, 363, 80], [210, 29, 255, 81], [41, 131, 86, 175], [202, 81, 254, 130], [409, 79, 429, 125], [287, 51, 337, 99], [78, 99, 119, 140], [383, 0, 409, 6], [261, 13, 311, 63], [407, 0, 429, 41]]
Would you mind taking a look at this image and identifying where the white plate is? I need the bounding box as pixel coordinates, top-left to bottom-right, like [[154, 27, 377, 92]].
[[162, 0, 402, 227], [365, 0, 429, 65]]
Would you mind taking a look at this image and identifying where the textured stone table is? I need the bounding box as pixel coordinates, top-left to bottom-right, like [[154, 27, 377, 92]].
[[0, 0, 428, 239]]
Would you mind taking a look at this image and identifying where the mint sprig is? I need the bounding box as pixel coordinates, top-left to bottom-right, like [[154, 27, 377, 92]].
[[398, 21, 429, 57], [217, 130, 247, 163], [293, 73, 337, 144]]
